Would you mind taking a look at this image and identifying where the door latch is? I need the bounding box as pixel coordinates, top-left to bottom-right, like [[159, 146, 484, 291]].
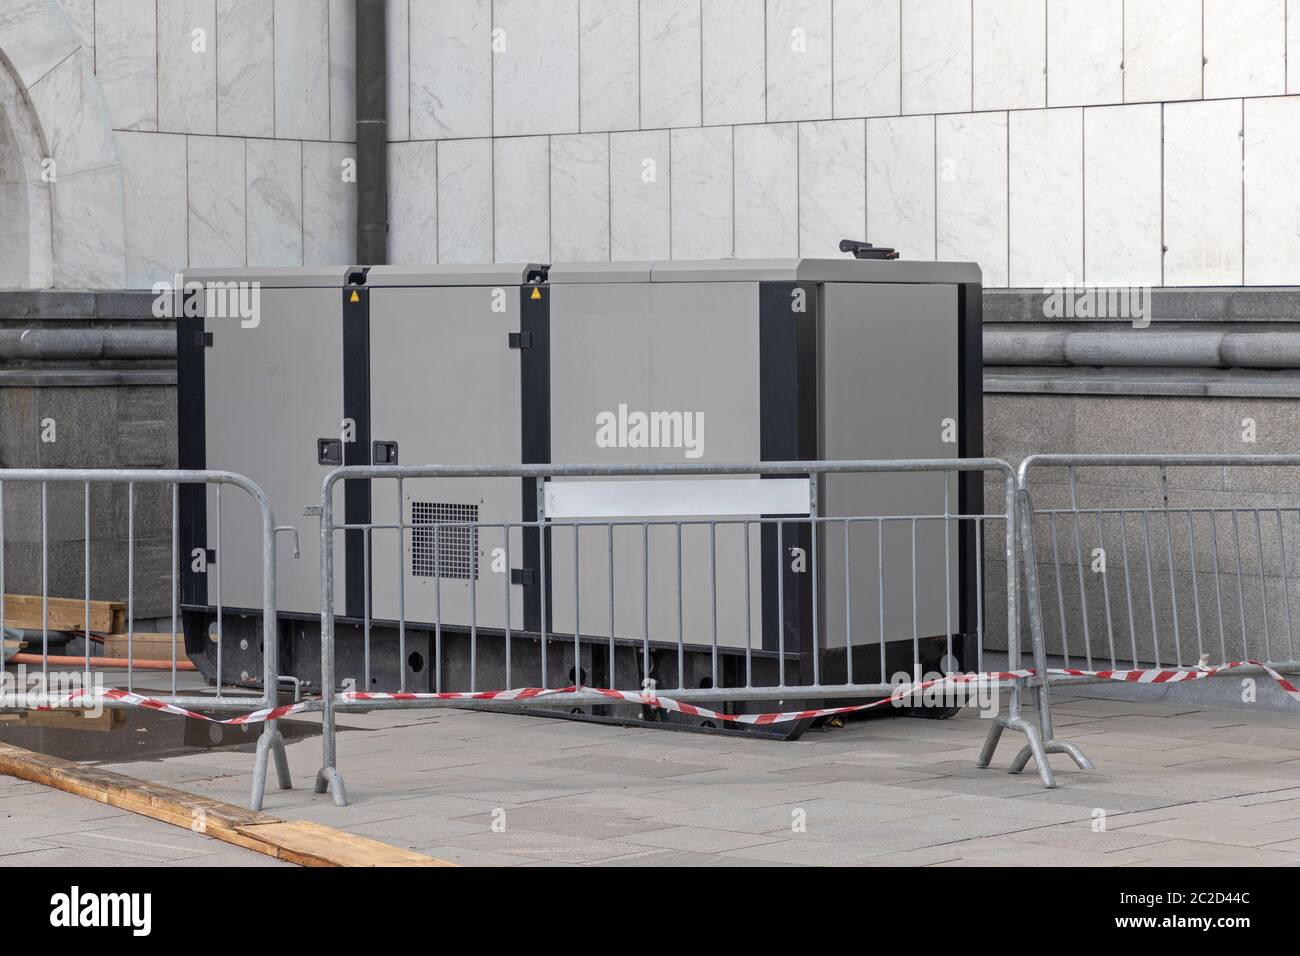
[[372, 440, 399, 465], [317, 438, 343, 466]]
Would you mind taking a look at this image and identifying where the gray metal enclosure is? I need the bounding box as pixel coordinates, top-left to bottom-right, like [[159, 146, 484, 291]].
[[178, 257, 983, 691], [545, 261, 973, 657]]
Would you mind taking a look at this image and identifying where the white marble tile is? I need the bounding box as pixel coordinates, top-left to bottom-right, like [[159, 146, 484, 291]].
[[832, 0, 900, 118], [51, 163, 126, 286], [580, 0, 639, 131], [1123, 0, 1202, 103], [186, 134, 245, 267], [798, 119, 865, 257], [901, 0, 971, 115], [1082, 104, 1162, 287], [866, 114, 935, 261], [0, 0, 80, 88], [1164, 99, 1243, 285], [973, 0, 1046, 111], [1009, 108, 1081, 288], [387, 140, 438, 263], [1291, 0, 1300, 92], [670, 125, 732, 258], [158, 0, 217, 135], [766, 0, 832, 122], [25, 47, 116, 176], [641, 0, 701, 129], [436, 138, 493, 264], [494, 0, 579, 136], [95, 0, 157, 131], [117, 131, 188, 286], [386, 0, 409, 140], [493, 136, 550, 261], [550, 132, 610, 260], [1204, 0, 1286, 98], [246, 138, 304, 267], [609, 129, 670, 260], [0, 181, 53, 288], [216, 0, 274, 137], [61, 0, 96, 57], [936, 111, 1008, 287], [701, 0, 765, 125], [410, 0, 491, 140], [274, 0, 330, 140], [302, 140, 356, 264], [1244, 96, 1300, 284], [1046, 0, 1122, 107], [329, 0, 356, 141], [733, 122, 798, 258]]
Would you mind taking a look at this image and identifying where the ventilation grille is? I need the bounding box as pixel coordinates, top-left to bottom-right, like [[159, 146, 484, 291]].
[[411, 502, 479, 580]]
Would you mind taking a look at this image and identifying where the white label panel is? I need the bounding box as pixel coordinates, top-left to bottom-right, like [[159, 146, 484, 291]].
[[544, 478, 812, 519]]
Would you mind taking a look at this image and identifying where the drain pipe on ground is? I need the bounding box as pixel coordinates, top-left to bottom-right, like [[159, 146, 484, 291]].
[[356, 0, 388, 266]]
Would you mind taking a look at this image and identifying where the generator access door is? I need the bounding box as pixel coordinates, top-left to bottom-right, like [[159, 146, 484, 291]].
[[201, 285, 345, 616], [817, 281, 963, 653], [366, 279, 527, 632], [547, 277, 764, 651]]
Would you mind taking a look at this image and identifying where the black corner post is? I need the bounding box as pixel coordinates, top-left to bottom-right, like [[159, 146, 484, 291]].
[[957, 282, 985, 673], [356, 0, 388, 266]]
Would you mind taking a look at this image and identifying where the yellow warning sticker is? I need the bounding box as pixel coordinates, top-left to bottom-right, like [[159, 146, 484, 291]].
[[350, 291, 360, 303], [530, 287, 542, 300]]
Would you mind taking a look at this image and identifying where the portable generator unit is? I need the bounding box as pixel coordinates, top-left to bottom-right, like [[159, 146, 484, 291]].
[[176, 255, 983, 732]]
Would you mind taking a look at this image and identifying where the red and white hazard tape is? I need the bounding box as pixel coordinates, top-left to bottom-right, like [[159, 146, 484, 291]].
[[20, 659, 1300, 726], [342, 669, 1033, 725], [1051, 659, 1300, 704], [39, 687, 315, 725]]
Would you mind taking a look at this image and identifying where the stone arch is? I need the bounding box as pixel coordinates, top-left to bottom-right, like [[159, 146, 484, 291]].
[[0, 48, 52, 288], [0, 0, 125, 289]]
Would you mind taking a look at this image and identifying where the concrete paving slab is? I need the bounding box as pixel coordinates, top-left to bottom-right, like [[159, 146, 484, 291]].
[[1105, 839, 1300, 866], [608, 824, 786, 853], [450, 804, 672, 841], [9, 689, 1300, 867]]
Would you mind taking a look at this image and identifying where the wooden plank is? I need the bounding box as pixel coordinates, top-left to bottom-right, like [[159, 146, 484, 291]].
[[3, 594, 125, 634], [103, 632, 184, 661], [235, 821, 457, 868], [0, 743, 277, 832], [0, 742, 456, 867], [13, 709, 125, 732]]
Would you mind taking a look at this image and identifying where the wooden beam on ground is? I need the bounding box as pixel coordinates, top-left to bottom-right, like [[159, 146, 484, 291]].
[[103, 632, 184, 661], [11, 708, 125, 732], [3, 594, 125, 635], [0, 742, 454, 867], [234, 821, 454, 867]]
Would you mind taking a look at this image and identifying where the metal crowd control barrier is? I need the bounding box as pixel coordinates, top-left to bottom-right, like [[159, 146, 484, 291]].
[[0, 469, 291, 811], [313, 459, 1053, 807], [1006, 454, 1300, 776]]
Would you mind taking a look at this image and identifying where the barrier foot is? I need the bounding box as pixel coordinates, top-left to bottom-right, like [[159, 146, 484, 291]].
[[269, 722, 292, 791], [315, 765, 348, 807], [975, 719, 1005, 768], [250, 732, 271, 812], [249, 722, 294, 811], [982, 715, 1057, 788], [1011, 737, 1096, 782], [1050, 738, 1095, 771]]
